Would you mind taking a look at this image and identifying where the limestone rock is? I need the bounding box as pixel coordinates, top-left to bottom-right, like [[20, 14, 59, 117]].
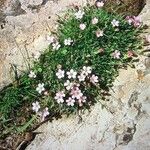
[[0, 0, 149, 149]]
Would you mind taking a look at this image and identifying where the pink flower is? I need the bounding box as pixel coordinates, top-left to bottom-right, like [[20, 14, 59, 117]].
[[96, 30, 104, 37], [78, 96, 87, 107], [96, 1, 104, 8], [43, 107, 49, 117], [125, 16, 133, 25], [146, 35, 150, 43], [125, 16, 142, 27], [79, 23, 86, 30], [112, 50, 121, 59], [39, 107, 49, 121], [56, 69, 65, 79], [127, 51, 134, 57], [67, 69, 77, 79], [32, 101, 40, 113], [90, 74, 99, 84], [54, 91, 65, 103], [70, 87, 83, 99], [132, 16, 142, 27], [66, 97, 75, 106], [92, 17, 98, 25], [111, 19, 119, 27]]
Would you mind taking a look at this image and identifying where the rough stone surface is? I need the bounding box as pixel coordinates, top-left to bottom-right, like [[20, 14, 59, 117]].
[[0, 0, 150, 150], [105, 0, 146, 15], [25, 1, 149, 150]]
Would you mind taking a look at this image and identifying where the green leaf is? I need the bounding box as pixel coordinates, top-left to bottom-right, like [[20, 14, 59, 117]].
[[38, 68, 43, 72]]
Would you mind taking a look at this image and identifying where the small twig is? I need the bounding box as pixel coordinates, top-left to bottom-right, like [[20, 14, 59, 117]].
[[24, 44, 31, 70], [77, 109, 82, 124], [14, 39, 30, 70], [10, 63, 19, 85]]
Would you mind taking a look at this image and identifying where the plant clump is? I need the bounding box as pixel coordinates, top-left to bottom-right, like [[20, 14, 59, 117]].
[[0, 1, 144, 139]]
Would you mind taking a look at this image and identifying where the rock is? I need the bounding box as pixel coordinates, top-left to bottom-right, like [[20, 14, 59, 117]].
[[0, 0, 150, 149], [3, 0, 25, 16], [104, 0, 146, 16], [27, 0, 43, 6]]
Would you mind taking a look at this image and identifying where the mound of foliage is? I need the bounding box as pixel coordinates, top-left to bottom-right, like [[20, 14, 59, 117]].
[[0, 2, 143, 138]]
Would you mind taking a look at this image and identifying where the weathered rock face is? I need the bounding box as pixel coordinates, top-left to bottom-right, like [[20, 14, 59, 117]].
[[104, 0, 146, 15], [0, 0, 150, 150]]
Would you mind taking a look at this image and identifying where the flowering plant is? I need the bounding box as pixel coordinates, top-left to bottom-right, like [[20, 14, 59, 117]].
[[29, 4, 143, 117], [0, 1, 144, 138]]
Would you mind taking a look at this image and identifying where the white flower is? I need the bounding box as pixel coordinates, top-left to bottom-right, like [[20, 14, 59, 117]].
[[92, 17, 98, 25], [32, 101, 40, 112], [96, 30, 104, 37], [29, 71, 36, 78], [46, 35, 55, 44], [66, 97, 75, 106], [111, 19, 119, 27], [64, 80, 73, 90], [96, 1, 104, 8], [112, 50, 121, 59], [79, 23, 86, 30], [64, 38, 73, 46], [78, 73, 86, 82], [56, 69, 65, 79], [33, 52, 41, 60], [136, 63, 146, 71], [90, 74, 99, 84], [67, 69, 77, 79], [54, 91, 65, 103], [82, 66, 92, 76], [75, 10, 85, 19], [42, 107, 49, 120], [128, 19, 133, 25], [43, 107, 49, 117], [52, 42, 61, 50], [36, 83, 45, 94], [71, 87, 83, 99]]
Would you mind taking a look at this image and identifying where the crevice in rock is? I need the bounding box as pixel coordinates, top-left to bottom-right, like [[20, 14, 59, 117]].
[[128, 91, 139, 107], [104, 0, 146, 16]]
